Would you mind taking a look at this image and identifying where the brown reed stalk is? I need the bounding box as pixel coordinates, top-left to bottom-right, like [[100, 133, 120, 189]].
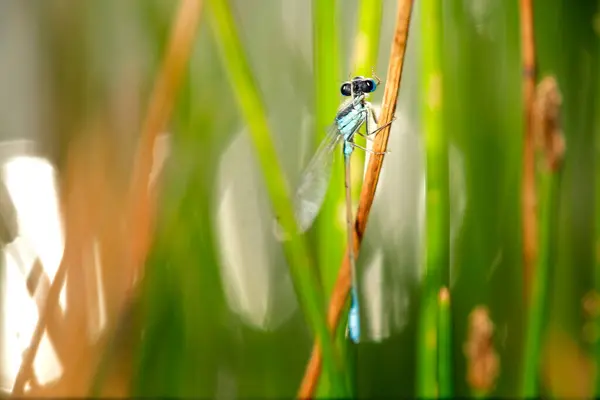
[[128, 0, 203, 276], [520, 0, 537, 302]]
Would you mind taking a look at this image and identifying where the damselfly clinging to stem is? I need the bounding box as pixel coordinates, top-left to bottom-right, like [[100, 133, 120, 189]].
[[276, 71, 395, 343]]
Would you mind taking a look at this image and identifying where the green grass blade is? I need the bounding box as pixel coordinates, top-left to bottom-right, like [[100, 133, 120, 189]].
[[206, 0, 345, 394], [350, 0, 384, 202], [521, 176, 549, 397], [595, 2, 600, 393], [438, 287, 452, 397], [417, 0, 448, 396], [522, 168, 556, 397], [311, 1, 348, 395], [350, 0, 384, 75], [313, 0, 344, 299]]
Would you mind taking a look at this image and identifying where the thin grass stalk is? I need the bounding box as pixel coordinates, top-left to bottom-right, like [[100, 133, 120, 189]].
[[595, 4, 600, 393], [340, 1, 384, 393], [350, 0, 383, 76], [522, 76, 564, 398], [521, 170, 553, 397], [350, 0, 384, 202], [312, 0, 345, 304], [417, 0, 448, 396], [128, 0, 204, 276], [297, 1, 414, 397], [311, 0, 346, 395], [520, 0, 538, 303], [91, 1, 204, 394], [438, 287, 452, 397], [206, 0, 345, 395]]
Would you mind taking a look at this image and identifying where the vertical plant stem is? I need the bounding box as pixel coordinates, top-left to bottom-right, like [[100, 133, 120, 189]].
[[207, 0, 345, 395], [298, 1, 414, 397], [594, 4, 600, 393], [92, 1, 204, 394], [313, 0, 344, 300], [520, 0, 538, 302], [351, 0, 383, 76], [129, 0, 204, 276], [438, 287, 452, 397], [311, 2, 346, 394], [522, 76, 564, 398], [522, 170, 554, 397], [350, 0, 384, 202], [343, 5, 385, 391], [417, 0, 448, 396], [313, 0, 340, 148]]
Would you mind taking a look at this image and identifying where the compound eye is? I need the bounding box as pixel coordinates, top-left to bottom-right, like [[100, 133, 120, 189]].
[[340, 82, 352, 96], [364, 79, 377, 93]]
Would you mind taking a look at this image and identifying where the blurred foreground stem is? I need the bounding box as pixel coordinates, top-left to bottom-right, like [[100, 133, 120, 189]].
[[438, 287, 452, 397], [522, 76, 564, 398], [594, 9, 600, 392], [520, 0, 537, 302], [522, 170, 557, 396], [417, 0, 448, 396], [311, 2, 346, 396], [350, 0, 384, 201], [207, 0, 345, 394], [313, 0, 343, 302]]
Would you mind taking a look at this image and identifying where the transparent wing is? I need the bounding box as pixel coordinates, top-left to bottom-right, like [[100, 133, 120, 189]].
[[336, 97, 355, 113], [293, 123, 342, 233]]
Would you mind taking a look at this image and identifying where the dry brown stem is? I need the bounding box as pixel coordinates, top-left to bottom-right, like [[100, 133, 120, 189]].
[[520, 0, 538, 303]]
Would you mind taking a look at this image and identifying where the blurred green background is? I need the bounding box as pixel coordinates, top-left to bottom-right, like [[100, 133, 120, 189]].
[[0, 0, 599, 398]]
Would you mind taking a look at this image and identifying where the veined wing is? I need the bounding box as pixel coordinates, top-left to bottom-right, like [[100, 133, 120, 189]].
[[336, 97, 355, 113], [293, 123, 342, 233]]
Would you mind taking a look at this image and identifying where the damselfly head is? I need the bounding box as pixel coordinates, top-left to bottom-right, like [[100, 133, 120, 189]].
[[340, 76, 378, 97]]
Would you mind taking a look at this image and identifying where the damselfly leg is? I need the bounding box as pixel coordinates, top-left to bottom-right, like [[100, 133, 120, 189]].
[[350, 142, 388, 155], [357, 117, 396, 141]]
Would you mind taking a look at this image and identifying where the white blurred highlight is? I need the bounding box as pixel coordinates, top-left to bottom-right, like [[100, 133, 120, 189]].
[[1, 154, 64, 391]]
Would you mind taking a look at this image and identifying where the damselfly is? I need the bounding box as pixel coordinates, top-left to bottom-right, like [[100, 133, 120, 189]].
[[287, 72, 394, 343]]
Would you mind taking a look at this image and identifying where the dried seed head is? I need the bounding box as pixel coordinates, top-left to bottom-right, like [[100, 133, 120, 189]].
[[464, 306, 499, 393], [532, 76, 565, 171]]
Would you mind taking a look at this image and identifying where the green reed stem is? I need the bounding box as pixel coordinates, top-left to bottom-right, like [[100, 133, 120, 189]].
[[417, 0, 448, 396], [207, 0, 345, 394], [594, 6, 600, 393], [313, 0, 344, 299], [350, 0, 384, 202], [311, 1, 349, 396], [438, 287, 453, 397], [522, 168, 557, 397]]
